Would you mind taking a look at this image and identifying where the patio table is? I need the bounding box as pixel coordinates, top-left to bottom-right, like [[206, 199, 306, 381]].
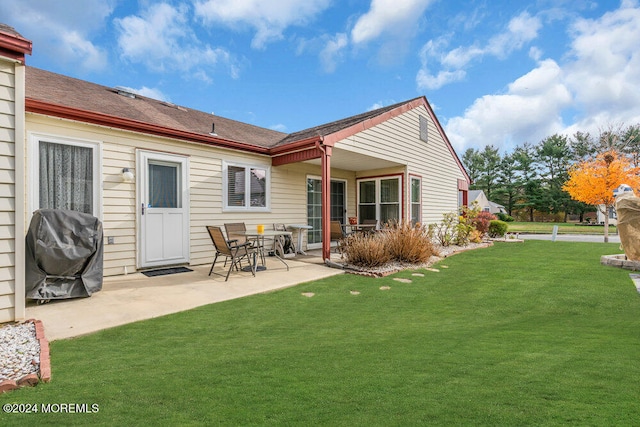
[[286, 224, 313, 255], [343, 223, 377, 234], [238, 230, 292, 271]]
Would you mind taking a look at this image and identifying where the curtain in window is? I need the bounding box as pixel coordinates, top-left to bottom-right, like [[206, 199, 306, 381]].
[[39, 141, 93, 214], [149, 163, 178, 208]]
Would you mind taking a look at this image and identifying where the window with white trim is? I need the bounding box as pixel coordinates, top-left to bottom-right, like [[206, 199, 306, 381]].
[[31, 135, 101, 217], [223, 161, 270, 211], [410, 177, 421, 225], [358, 176, 401, 225]]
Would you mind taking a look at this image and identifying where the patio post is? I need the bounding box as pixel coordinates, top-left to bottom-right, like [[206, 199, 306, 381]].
[[321, 144, 332, 261]]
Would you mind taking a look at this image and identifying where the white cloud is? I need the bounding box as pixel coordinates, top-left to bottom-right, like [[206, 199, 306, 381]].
[[417, 11, 542, 90], [319, 33, 348, 73], [270, 123, 287, 132], [115, 3, 238, 80], [117, 86, 169, 102], [445, 59, 572, 153], [444, 2, 640, 153], [194, 0, 331, 49], [0, 0, 113, 72], [351, 0, 433, 44]]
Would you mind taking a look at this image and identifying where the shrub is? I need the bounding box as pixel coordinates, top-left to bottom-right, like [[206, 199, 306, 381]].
[[384, 222, 436, 263], [469, 229, 483, 243], [496, 212, 514, 222], [472, 211, 496, 235], [488, 220, 508, 238], [342, 232, 390, 268], [431, 212, 458, 246]]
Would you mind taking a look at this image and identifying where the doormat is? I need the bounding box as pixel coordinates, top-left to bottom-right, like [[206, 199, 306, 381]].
[[142, 267, 193, 277]]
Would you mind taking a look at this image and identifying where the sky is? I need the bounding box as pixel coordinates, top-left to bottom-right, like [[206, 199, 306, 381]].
[[1, 0, 639, 154]]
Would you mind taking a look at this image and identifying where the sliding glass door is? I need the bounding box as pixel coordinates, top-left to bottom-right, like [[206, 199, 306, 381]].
[[307, 178, 346, 245]]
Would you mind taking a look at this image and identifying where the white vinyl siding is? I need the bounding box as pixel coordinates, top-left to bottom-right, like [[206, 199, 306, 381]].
[[25, 115, 358, 276], [338, 105, 466, 225]]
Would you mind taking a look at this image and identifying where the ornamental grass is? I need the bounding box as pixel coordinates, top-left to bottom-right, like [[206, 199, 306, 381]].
[[342, 221, 435, 267]]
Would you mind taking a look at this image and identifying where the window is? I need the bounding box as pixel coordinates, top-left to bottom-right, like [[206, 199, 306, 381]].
[[31, 135, 101, 217], [410, 177, 421, 225], [358, 176, 401, 225], [223, 161, 270, 211], [419, 115, 428, 142]]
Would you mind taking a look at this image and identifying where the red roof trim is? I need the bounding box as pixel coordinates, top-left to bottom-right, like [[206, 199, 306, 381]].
[[272, 147, 322, 166], [0, 30, 32, 64], [25, 99, 269, 155], [269, 135, 323, 155]]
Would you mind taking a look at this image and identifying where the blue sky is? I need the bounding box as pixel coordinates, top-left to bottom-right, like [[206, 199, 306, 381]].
[[1, 0, 639, 154]]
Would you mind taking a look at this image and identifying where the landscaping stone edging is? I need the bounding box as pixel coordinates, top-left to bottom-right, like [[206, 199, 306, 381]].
[[600, 254, 640, 271], [0, 319, 50, 394]]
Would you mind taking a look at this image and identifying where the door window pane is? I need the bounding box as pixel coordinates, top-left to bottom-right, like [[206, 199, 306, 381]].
[[149, 163, 178, 208], [39, 141, 93, 214]]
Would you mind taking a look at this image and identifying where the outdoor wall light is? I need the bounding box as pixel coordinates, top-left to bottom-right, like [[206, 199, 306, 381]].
[[122, 168, 134, 182]]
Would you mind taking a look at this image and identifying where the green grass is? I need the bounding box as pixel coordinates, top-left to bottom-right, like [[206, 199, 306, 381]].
[[507, 221, 616, 235], [2, 241, 640, 425]]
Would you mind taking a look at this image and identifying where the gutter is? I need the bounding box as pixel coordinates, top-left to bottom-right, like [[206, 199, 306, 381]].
[[25, 99, 271, 155]]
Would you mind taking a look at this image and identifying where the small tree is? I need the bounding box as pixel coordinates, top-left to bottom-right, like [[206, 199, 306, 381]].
[[562, 151, 640, 242]]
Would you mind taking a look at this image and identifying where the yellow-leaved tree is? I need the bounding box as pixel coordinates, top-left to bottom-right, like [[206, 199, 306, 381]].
[[563, 150, 640, 242]]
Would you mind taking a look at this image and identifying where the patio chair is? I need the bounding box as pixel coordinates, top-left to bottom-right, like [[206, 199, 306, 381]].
[[330, 221, 350, 253], [224, 222, 264, 264], [362, 219, 379, 231], [207, 226, 256, 281]]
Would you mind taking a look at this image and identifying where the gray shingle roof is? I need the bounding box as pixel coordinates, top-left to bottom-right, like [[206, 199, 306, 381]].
[[25, 66, 424, 151], [26, 67, 287, 148]]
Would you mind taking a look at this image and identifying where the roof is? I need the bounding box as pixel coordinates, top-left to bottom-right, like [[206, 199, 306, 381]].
[[26, 67, 286, 149], [24, 66, 469, 181], [273, 99, 422, 147], [0, 24, 32, 63]]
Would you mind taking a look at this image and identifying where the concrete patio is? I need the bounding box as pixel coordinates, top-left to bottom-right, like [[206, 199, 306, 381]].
[[26, 253, 344, 341]]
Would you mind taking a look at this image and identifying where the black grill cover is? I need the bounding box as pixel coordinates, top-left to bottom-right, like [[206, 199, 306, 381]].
[[25, 209, 103, 300]]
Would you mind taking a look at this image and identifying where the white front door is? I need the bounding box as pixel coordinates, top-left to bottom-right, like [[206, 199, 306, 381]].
[[137, 150, 190, 268]]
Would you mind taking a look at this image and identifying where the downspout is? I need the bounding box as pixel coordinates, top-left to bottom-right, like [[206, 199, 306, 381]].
[[316, 139, 332, 262]]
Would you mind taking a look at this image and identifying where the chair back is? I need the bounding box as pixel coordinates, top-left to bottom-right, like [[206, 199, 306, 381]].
[[362, 219, 379, 229], [224, 223, 248, 244], [330, 221, 344, 240], [207, 226, 233, 256]]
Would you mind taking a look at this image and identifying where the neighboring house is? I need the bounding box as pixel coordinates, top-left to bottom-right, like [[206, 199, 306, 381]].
[[596, 205, 617, 226], [468, 190, 506, 214], [0, 25, 470, 322]]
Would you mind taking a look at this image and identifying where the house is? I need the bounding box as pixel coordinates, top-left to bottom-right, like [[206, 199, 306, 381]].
[[0, 25, 470, 322], [467, 190, 505, 214]]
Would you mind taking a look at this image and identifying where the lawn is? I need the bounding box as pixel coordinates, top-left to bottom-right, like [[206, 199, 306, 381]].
[[507, 221, 616, 235], [2, 241, 639, 425]]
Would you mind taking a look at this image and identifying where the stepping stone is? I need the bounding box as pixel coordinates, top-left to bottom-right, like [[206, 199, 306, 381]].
[[350, 290, 360, 295], [380, 286, 391, 290], [426, 268, 440, 272], [301, 292, 315, 298], [393, 278, 412, 283], [411, 273, 425, 277], [441, 265, 449, 269]]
